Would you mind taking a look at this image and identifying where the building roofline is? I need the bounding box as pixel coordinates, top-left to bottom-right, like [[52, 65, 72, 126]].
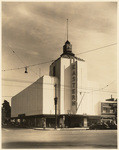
[[50, 55, 85, 66]]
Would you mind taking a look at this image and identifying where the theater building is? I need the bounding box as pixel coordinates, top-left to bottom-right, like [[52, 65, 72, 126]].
[[11, 40, 105, 128]]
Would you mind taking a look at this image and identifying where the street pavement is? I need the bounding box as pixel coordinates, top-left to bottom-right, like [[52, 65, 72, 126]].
[[2, 128, 117, 149]]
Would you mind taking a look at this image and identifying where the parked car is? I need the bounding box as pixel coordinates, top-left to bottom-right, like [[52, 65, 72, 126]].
[[89, 122, 110, 130], [107, 121, 117, 129]]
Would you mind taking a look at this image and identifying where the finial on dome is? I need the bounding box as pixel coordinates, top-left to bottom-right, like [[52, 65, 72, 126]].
[[67, 19, 68, 41]]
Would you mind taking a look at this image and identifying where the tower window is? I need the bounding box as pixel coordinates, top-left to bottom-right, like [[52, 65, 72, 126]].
[[53, 66, 55, 76]]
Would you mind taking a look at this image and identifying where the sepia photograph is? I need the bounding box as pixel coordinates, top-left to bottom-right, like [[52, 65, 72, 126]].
[[1, 1, 117, 149]]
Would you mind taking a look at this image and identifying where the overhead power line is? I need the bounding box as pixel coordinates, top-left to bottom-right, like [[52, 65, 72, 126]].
[[2, 78, 116, 88], [89, 80, 116, 93], [2, 84, 117, 94], [2, 88, 117, 100], [76, 80, 116, 111], [77, 92, 86, 111], [5, 44, 41, 76], [2, 79, 116, 100], [2, 78, 34, 83], [2, 60, 53, 72], [8, 45, 25, 66], [2, 42, 116, 72], [3, 44, 54, 75], [76, 43, 117, 55], [100, 91, 116, 93], [2, 78, 116, 94], [2, 96, 13, 97]]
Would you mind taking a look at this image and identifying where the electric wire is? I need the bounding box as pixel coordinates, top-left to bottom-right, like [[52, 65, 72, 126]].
[[2, 84, 117, 93], [77, 93, 86, 111], [2, 96, 13, 97], [6, 44, 41, 77], [2, 79, 116, 93], [8, 44, 25, 66], [2, 79, 117, 100], [76, 43, 117, 55], [89, 80, 116, 93], [2, 42, 116, 72], [76, 80, 117, 111], [2, 60, 54, 72], [2, 78, 116, 91]]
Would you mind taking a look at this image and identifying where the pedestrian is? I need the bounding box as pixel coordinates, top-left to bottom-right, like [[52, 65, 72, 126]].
[[43, 121, 46, 130]]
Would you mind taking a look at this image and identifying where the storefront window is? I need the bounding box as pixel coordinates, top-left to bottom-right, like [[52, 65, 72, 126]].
[[101, 102, 117, 115]]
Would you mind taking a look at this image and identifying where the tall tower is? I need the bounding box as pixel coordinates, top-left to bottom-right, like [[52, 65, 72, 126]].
[[50, 20, 86, 115]]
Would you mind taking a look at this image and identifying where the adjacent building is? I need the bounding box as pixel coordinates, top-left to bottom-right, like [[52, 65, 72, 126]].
[[100, 97, 117, 123]]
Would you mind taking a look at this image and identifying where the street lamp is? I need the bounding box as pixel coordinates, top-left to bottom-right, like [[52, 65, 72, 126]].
[[25, 67, 28, 73], [54, 97, 58, 129], [54, 84, 58, 129]]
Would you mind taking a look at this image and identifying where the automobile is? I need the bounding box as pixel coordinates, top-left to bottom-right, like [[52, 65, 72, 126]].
[[89, 122, 110, 130], [107, 122, 117, 129]]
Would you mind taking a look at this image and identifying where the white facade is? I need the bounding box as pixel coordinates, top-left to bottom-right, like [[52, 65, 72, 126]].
[[11, 76, 58, 117]]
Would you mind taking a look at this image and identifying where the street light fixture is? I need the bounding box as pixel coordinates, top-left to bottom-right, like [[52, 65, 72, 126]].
[[54, 84, 58, 129], [54, 97, 58, 129]]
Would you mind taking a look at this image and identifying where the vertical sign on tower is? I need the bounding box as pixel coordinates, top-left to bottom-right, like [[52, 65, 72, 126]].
[[71, 61, 77, 114]]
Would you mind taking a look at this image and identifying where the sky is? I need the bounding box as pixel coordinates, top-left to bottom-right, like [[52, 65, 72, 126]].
[[1, 1, 117, 105]]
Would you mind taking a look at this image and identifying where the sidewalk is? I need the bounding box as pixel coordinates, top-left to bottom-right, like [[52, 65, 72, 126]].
[[34, 127, 89, 130]]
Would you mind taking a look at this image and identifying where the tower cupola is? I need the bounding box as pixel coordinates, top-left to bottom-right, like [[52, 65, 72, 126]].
[[61, 40, 75, 57], [61, 19, 75, 57], [60, 19, 84, 61], [63, 40, 72, 53]]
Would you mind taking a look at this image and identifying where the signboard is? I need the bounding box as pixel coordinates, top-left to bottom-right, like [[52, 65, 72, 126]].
[[71, 61, 77, 113], [101, 103, 117, 115]]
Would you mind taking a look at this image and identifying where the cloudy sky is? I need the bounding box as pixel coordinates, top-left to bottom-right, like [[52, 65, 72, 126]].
[[2, 2, 117, 105]]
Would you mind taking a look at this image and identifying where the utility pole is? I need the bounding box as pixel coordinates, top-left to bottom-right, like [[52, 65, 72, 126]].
[[54, 84, 57, 129]]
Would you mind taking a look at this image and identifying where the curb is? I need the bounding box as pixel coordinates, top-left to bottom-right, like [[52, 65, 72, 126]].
[[34, 128, 89, 131]]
